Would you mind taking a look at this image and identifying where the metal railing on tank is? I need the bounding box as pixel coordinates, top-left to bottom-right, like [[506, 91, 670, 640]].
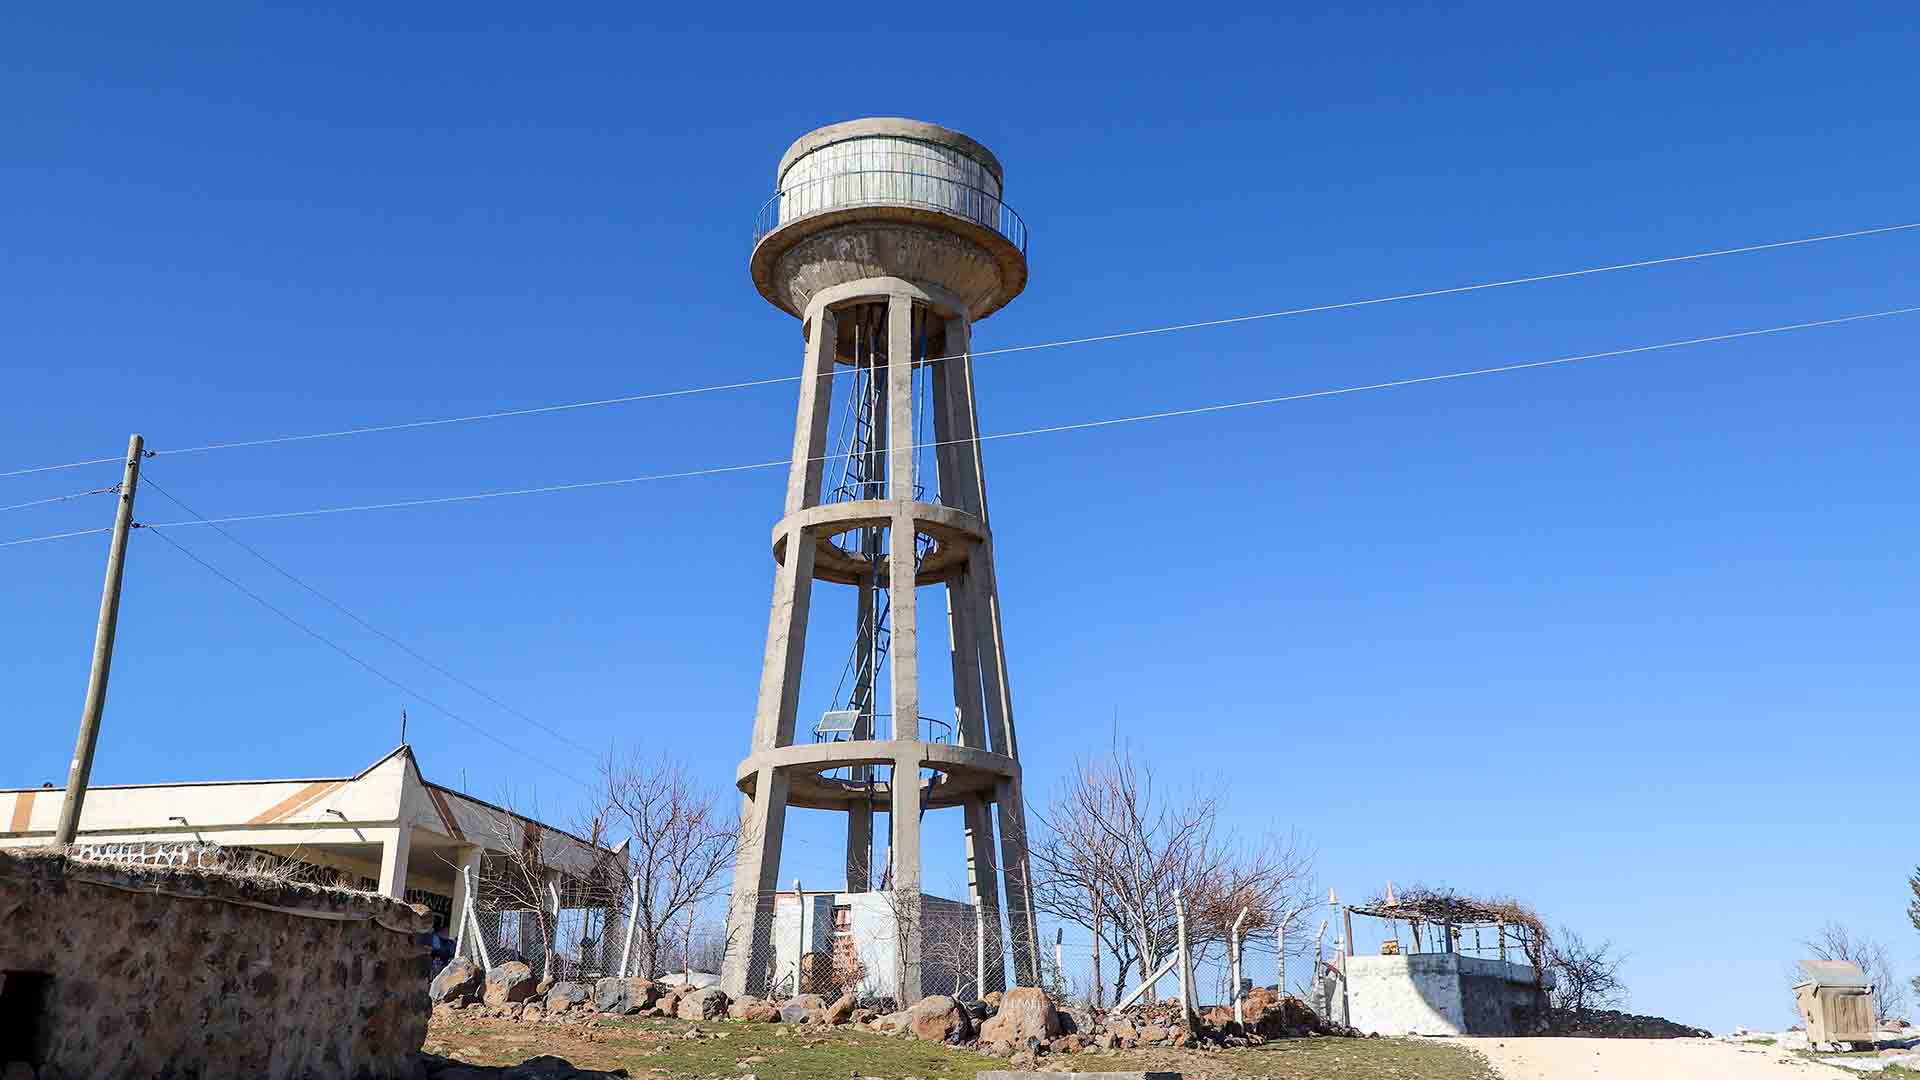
[[754, 170, 1028, 254], [812, 710, 953, 746]]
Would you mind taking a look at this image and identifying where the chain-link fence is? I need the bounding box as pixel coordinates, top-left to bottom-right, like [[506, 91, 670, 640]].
[[731, 889, 1020, 1006], [461, 872, 628, 982]]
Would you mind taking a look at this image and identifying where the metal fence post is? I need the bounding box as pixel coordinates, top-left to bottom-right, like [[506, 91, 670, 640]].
[[619, 873, 641, 977], [546, 879, 563, 980], [1174, 888, 1195, 1026], [1231, 905, 1249, 1025], [792, 878, 803, 997], [1054, 928, 1065, 1000], [1277, 923, 1287, 1000], [975, 906, 987, 1001], [461, 864, 493, 971]]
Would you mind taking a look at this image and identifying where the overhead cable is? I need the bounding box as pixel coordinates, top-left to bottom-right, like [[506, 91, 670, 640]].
[[0, 485, 118, 513], [111, 304, 1917, 533], [142, 524, 598, 792], [140, 473, 603, 760], [3, 217, 1910, 479]]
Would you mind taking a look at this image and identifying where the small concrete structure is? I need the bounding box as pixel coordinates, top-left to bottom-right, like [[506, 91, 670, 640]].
[[1345, 953, 1551, 1037], [725, 118, 1040, 1004]]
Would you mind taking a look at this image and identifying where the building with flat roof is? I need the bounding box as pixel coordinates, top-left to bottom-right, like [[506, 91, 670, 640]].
[[1, 746, 621, 965]]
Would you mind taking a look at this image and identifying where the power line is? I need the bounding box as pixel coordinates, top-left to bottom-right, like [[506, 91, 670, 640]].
[[139, 472, 604, 760], [0, 454, 125, 481], [110, 303, 1916, 534], [0, 485, 118, 513], [3, 217, 1912, 479], [141, 523, 598, 793], [2, 526, 112, 549], [145, 220, 1920, 458]]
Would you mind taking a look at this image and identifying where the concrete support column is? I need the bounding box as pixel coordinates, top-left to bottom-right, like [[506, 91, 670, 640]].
[[945, 576, 988, 750], [376, 826, 412, 901], [884, 294, 920, 745], [888, 511, 919, 742], [886, 293, 915, 500], [890, 750, 923, 1004], [962, 795, 1007, 993], [964, 545, 1016, 758], [721, 767, 791, 997], [938, 315, 988, 518], [994, 777, 1040, 985], [748, 309, 838, 753], [845, 802, 872, 892], [787, 307, 839, 515]]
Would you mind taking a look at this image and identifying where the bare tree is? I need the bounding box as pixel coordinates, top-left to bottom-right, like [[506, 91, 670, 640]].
[[1030, 744, 1314, 1005], [475, 788, 617, 976], [1802, 921, 1908, 1022], [601, 748, 738, 979], [1545, 925, 1628, 1016]]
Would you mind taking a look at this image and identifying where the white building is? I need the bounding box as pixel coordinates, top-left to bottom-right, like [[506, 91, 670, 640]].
[[1, 745, 622, 968]]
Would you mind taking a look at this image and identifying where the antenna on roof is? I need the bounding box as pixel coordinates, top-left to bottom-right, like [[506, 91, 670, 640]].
[[400, 707, 409, 746]]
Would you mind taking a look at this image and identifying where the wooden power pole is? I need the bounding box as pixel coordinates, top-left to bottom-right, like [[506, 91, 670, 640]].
[[52, 433, 144, 846]]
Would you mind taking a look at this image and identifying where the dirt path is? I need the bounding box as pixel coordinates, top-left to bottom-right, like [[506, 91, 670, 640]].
[[1460, 1037, 1854, 1080]]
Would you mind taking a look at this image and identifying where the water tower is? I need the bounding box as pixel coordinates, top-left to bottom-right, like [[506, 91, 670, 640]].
[[720, 118, 1040, 1003]]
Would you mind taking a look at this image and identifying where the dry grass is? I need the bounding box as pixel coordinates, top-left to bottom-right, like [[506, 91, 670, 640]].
[[426, 1014, 1499, 1080]]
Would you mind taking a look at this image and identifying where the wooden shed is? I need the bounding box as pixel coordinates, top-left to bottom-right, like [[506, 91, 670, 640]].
[[1793, 959, 1877, 1049]]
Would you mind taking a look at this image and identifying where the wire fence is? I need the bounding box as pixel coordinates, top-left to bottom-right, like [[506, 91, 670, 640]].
[[731, 890, 1024, 1007]]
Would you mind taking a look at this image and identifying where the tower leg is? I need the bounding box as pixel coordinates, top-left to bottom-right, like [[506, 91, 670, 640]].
[[995, 776, 1040, 986], [890, 752, 924, 1005], [722, 766, 790, 998], [845, 803, 872, 891], [963, 795, 1007, 994]]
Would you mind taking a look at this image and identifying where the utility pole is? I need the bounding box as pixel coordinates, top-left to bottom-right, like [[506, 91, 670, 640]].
[[53, 433, 144, 846]]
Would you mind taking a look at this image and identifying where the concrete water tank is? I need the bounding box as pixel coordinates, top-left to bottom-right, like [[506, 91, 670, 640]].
[[749, 117, 1028, 321]]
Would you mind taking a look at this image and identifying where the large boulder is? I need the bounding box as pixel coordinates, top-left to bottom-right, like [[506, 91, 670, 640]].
[[544, 980, 591, 1013], [430, 958, 485, 1005], [780, 994, 826, 1024], [729, 997, 780, 1022], [676, 986, 731, 1021], [904, 995, 973, 1043], [483, 962, 539, 1007], [591, 976, 659, 1014], [977, 987, 1060, 1045], [822, 990, 858, 1025]]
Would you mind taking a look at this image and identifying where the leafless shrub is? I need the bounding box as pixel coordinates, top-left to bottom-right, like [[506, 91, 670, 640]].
[[1030, 743, 1314, 1005], [1546, 924, 1628, 1015], [600, 748, 739, 978]]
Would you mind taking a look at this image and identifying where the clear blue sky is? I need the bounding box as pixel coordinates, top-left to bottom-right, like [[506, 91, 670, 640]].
[[4, 4, 1915, 1032]]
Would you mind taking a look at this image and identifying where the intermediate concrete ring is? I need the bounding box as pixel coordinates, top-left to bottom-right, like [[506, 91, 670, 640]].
[[771, 499, 988, 586], [735, 738, 1019, 812]]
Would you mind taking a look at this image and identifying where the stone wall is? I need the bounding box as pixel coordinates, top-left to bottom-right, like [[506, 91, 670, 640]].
[[0, 847, 431, 1079]]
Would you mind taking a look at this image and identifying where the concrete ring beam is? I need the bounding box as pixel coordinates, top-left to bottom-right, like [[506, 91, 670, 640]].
[[771, 499, 987, 586], [735, 740, 1017, 811], [752, 207, 1028, 321]]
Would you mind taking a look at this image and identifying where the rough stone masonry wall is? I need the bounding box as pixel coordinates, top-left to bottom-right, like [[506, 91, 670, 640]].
[[0, 848, 432, 1079]]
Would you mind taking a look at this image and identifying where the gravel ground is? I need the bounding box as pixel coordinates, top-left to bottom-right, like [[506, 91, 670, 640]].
[[1461, 1037, 1857, 1079]]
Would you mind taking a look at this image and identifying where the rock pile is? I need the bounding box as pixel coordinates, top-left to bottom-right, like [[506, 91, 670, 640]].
[[419, 1052, 629, 1078], [1546, 1008, 1711, 1039], [433, 968, 1351, 1066]]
